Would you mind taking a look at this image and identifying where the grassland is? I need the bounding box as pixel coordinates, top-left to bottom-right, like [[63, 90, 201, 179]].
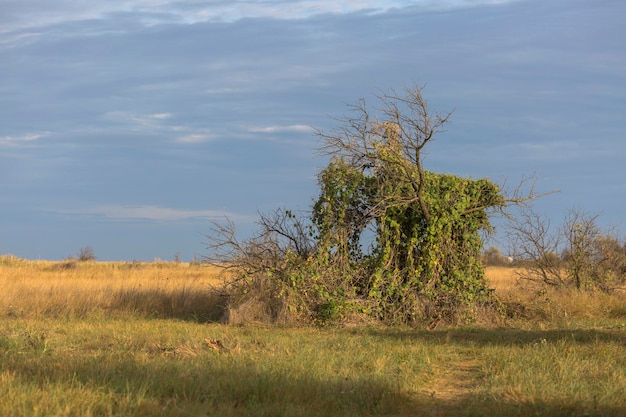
[[0, 257, 225, 321], [0, 257, 624, 416]]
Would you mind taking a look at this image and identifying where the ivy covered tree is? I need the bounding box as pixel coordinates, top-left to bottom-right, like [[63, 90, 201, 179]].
[[312, 85, 530, 324], [207, 84, 536, 326]]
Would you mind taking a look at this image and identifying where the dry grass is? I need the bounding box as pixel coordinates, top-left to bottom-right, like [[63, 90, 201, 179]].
[[485, 266, 626, 324], [484, 266, 521, 292], [0, 257, 227, 321]]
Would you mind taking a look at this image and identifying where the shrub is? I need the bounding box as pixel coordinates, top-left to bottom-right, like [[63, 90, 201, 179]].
[[77, 246, 96, 262]]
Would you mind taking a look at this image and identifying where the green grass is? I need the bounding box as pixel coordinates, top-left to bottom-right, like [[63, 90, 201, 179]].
[[0, 318, 436, 416], [1, 317, 624, 416]]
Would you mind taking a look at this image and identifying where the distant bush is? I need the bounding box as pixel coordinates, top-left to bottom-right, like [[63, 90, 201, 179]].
[[482, 246, 514, 267], [77, 246, 96, 262]]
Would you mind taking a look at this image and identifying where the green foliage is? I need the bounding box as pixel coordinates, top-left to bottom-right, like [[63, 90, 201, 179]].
[[310, 158, 504, 325], [312, 157, 376, 267], [210, 85, 517, 326]]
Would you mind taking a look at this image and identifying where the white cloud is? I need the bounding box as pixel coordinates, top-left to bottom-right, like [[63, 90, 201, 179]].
[[175, 133, 212, 143], [62, 205, 235, 221], [147, 113, 172, 119], [419, 0, 523, 9], [165, 0, 524, 23], [0, 132, 49, 146], [102, 111, 217, 144], [103, 111, 173, 131], [0, 0, 523, 33], [248, 124, 314, 134]]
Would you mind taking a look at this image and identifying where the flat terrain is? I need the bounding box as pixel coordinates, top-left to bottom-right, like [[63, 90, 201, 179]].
[[0, 258, 624, 416]]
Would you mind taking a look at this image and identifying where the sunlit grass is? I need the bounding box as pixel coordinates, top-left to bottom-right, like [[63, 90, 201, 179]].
[[476, 329, 626, 416], [0, 257, 225, 321], [484, 266, 520, 292], [1, 318, 624, 416], [0, 258, 624, 416], [485, 266, 626, 326]]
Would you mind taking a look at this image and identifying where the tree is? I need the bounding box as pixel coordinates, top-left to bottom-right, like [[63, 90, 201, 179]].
[[508, 206, 626, 292], [313, 84, 536, 324], [207, 84, 537, 326], [506, 207, 565, 287]]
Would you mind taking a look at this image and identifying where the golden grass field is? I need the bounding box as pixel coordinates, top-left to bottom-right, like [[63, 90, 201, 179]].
[[0, 256, 624, 416], [0, 257, 225, 321]]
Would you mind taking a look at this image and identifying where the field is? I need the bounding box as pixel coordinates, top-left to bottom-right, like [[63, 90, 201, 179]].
[[0, 257, 624, 416]]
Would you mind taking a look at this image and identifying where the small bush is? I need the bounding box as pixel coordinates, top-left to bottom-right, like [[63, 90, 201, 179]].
[[77, 246, 96, 262]]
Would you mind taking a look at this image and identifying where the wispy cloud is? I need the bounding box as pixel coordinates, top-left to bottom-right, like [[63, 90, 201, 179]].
[[0, 0, 523, 33], [0, 132, 49, 146], [60, 205, 238, 222], [175, 0, 523, 22], [175, 133, 213, 144], [103, 111, 172, 130], [204, 87, 246, 95], [512, 140, 587, 161], [148, 113, 172, 120], [102, 111, 220, 144], [248, 124, 314, 134]]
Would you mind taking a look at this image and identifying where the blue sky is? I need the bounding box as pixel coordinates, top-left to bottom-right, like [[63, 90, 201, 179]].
[[1, 0, 624, 261]]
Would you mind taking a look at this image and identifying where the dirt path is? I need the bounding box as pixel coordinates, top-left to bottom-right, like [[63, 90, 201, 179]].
[[427, 359, 482, 402], [405, 355, 483, 416]]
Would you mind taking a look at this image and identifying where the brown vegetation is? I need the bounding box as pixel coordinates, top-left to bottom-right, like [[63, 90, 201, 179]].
[[485, 266, 626, 324], [0, 257, 226, 321]]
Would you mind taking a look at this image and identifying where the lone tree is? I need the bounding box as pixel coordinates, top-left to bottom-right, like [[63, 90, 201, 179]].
[[311, 84, 540, 324], [207, 84, 537, 326]]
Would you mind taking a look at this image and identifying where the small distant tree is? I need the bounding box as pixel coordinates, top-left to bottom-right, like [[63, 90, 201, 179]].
[[506, 207, 565, 286], [77, 246, 96, 262], [562, 209, 626, 292]]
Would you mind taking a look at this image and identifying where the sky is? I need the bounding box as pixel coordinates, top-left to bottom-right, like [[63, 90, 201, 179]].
[[1, 0, 624, 261]]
